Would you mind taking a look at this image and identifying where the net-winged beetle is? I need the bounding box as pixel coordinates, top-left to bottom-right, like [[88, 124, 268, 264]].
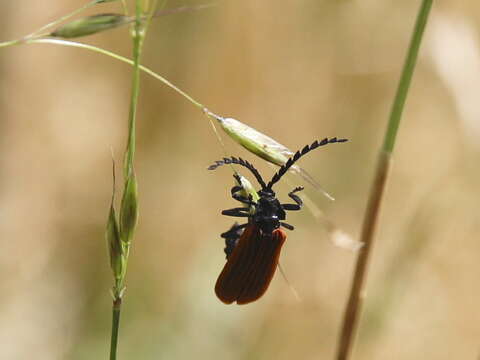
[[209, 137, 348, 304]]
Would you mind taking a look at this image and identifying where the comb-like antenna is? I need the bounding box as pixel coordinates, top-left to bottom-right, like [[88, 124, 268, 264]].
[[208, 157, 268, 189], [266, 137, 348, 189]]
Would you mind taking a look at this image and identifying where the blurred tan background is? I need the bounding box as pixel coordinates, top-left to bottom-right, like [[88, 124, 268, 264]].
[[1, 1, 479, 359]]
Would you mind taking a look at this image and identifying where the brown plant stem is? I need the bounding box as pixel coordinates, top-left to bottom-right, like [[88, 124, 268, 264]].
[[335, 0, 433, 359], [335, 151, 391, 360]]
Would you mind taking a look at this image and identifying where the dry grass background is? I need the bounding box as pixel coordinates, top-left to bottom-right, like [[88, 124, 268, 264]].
[[1, 1, 479, 359]]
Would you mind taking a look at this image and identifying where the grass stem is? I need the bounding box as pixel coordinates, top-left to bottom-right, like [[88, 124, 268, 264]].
[[109, 2, 145, 359], [335, 1, 433, 359], [382, 1, 433, 154], [124, 1, 143, 177], [109, 297, 122, 360], [0, 39, 24, 48]]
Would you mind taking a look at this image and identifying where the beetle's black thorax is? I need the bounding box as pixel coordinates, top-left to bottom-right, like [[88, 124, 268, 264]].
[[253, 190, 286, 234]]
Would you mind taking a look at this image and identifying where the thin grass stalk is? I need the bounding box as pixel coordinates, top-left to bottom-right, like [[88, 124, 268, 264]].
[[25, 38, 204, 108], [109, 1, 145, 359], [25, 0, 99, 39], [123, 2, 143, 176], [109, 298, 122, 360], [335, 1, 433, 359], [0, 0, 101, 48]]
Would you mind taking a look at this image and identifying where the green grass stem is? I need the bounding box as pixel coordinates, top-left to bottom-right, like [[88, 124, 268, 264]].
[[382, 1, 433, 154], [109, 2, 146, 359], [123, 1, 143, 177], [109, 298, 122, 360], [335, 1, 433, 359]]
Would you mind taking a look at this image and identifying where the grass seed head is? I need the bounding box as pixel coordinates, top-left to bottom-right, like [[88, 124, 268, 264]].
[[106, 204, 124, 280], [119, 172, 138, 244], [216, 117, 293, 166], [212, 114, 341, 200], [51, 14, 129, 38]]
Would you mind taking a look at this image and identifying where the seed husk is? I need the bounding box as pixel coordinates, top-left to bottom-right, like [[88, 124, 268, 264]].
[[51, 13, 129, 38], [119, 172, 138, 244], [210, 113, 335, 200]]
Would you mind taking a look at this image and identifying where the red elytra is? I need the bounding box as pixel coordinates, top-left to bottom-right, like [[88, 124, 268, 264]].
[[215, 225, 287, 305]]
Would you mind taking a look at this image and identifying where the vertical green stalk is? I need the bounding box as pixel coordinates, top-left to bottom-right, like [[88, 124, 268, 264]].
[[124, 1, 144, 177], [335, 1, 433, 359], [109, 1, 145, 359], [110, 298, 122, 360]]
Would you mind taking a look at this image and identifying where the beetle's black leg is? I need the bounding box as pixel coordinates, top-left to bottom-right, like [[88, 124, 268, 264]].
[[230, 185, 244, 195], [220, 223, 248, 238], [280, 222, 294, 230], [221, 207, 250, 217], [282, 203, 301, 211], [224, 237, 239, 259], [232, 193, 255, 205], [289, 186, 304, 205], [221, 223, 248, 259], [230, 185, 257, 206], [282, 186, 304, 211], [231, 174, 257, 205]]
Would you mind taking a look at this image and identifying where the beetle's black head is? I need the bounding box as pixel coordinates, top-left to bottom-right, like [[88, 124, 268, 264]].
[[253, 193, 286, 234], [257, 188, 274, 198]]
